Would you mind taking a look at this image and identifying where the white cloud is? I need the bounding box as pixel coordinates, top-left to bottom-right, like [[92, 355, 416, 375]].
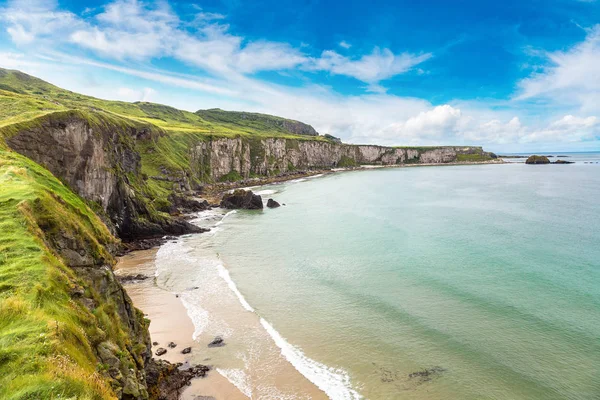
[[310, 48, 432, 84], [2, 0, 430, 87], [1, 0, 598, 151], [117, 86, 156, 101], [516, 24, 600, 113], [339, 40, 351, 49], [0, 0, 83, 45]]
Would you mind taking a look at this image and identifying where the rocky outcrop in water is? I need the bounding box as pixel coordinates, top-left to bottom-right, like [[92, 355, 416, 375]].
[[267, 199, 280, 208], [220, 190, 263, 209], [526, 155, 551, 164]]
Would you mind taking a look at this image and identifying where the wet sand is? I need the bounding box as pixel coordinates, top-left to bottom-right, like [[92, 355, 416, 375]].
[[115, 249, 247, 399]]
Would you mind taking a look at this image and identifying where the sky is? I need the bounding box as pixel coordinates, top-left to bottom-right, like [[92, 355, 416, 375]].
[[0, 0, 599, 152]]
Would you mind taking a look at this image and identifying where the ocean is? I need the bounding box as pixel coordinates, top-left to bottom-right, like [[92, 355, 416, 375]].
[[154, 153, 600, 399]]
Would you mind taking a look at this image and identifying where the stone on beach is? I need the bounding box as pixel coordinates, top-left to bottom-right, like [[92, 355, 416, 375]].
[[208, 336, 225, 347], [155, 348, 167, 356]]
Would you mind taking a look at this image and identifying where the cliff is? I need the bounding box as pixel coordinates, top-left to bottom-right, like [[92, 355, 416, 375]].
[[192, 137, 496, 181], [0, 149, 151, 399]]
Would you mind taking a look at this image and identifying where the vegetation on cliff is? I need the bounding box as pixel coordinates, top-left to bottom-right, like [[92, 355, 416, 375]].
[[0, 150, 149, 399]]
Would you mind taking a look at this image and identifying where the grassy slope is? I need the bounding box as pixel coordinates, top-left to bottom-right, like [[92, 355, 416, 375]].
[[0, 148, 145, 400], [0, 68, 327, 140]]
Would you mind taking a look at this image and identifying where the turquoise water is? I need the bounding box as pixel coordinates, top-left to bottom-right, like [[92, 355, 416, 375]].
[[210, 159, 600, 399]]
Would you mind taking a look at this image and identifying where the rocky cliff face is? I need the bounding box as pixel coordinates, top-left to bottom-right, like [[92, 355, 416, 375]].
[[5, 112, 497, 236], [5, 111, 201, 240], [192, 137, 496, 181]]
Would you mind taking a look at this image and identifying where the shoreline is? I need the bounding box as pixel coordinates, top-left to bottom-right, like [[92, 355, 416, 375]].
[[115, 159, 503, 399], [115, 249, 250, 400], [201, 159, 504, 203], [115, 213, 333, 399]]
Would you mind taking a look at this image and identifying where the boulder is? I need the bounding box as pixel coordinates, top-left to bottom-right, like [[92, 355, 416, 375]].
[[208, 336, 225, 348], [168, 342, 177, 348], [181, 347, 192, 354], [155, 347, 167, 356], [220, 190, 263, 210], [266, 199, 280, 208], [554, 159, 574, 164], [526, 155, 550, 164]]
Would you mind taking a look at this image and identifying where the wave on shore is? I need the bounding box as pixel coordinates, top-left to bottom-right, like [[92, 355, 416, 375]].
[[167, 208, 362, 399]]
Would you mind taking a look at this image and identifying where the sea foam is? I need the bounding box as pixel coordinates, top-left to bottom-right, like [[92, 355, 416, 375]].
[[216, 368, 253, 398], [260, 318, 362, 400], [217, 263, 255, 312]]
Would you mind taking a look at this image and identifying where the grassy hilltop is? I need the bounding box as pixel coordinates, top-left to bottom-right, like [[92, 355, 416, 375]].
[[0, 68, 328, 140]]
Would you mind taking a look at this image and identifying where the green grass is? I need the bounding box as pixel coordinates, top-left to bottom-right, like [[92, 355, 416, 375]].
[[0, 68, 332, 142], [0, 150, 141, 400]]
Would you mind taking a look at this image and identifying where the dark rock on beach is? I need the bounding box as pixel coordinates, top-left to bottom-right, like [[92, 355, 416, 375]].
[[146, 358, 211, 400], [181, 347, 192, 354], [155, 347, 167, 356], [526, 155, 550, 164], [266, 198, 280, 208], [168, 342, 177, 348], [220, 189, 263, 210], [117, 273, 149, 283], [153, 341, 159, 346], [208, 336, 225, 348]]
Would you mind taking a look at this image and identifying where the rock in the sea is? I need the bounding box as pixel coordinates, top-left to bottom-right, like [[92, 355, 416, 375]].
[[155, 347, 167, 356], [168, 342, 177, 348], [220, 189, 263, 210], [526, 155, 551, 164], [208, 336, 225, 348], [266, 198, 280, 208], [181, 347, 192, 354], [554, 159, 574, 164]]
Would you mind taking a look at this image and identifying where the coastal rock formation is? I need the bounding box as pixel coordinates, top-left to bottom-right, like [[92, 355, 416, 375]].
[[267, 199, 281, 208], [5, 111, 201, 240], [220, 190, 263, 209], [526, 155, 551, 164], [192, 137, 498, 182], [554, 159, 574, 164], [146, 359, 210, 400]]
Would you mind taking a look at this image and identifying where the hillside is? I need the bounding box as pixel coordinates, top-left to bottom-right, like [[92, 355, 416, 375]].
[[0, 68, 326, 140], [0, 149, 150, 399]]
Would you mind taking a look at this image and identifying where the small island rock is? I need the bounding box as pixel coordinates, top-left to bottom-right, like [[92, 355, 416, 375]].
[[526, 155, 550, 164]]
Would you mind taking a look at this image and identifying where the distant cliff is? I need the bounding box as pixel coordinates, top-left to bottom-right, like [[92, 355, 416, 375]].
[[192, 137, 496, 181]]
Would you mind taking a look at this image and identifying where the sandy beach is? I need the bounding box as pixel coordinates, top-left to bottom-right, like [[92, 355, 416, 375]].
[[115, 249, 248, 400], [115, 241, 329, 399]]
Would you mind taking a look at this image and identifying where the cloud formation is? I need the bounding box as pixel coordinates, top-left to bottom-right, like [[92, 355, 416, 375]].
[[0, 0, 598, 151]]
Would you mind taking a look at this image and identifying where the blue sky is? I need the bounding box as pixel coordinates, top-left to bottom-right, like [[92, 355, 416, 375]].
[[0, 0, 599, 152]]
